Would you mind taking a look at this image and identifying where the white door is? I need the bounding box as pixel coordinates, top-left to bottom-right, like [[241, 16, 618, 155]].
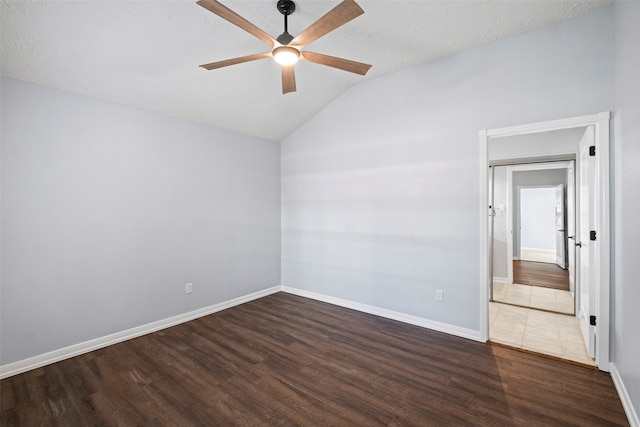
[[555, 184, 566, 268], [578, 127, 596, 358], [566, 162, 576, 296]]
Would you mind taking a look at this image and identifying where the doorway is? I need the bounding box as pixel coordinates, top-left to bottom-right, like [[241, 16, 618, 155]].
[[480, 112, 611, 371], [519, 186, 562, 265], [491, 162, 575, 316]]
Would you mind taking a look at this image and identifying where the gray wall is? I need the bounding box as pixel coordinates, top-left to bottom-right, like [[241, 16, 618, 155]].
[[0, 78, 281, 364], [613, 0, 640, 418], [281, 9, 612, 330]]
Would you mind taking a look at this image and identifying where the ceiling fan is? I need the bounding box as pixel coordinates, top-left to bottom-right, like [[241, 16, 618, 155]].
[[197, 0, 372, 94]]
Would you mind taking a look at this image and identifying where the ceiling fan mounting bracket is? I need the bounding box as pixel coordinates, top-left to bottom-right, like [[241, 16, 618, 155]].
[[277, 0, 296, 16]]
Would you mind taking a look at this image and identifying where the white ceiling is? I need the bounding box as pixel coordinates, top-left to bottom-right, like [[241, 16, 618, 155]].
[[1, 0, 610, 141]]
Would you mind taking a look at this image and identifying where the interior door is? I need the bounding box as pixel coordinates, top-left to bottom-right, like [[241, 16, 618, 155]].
[[566, 162, 576, 296], [555, 184, 566, 268], [578, 127, 596, 358]]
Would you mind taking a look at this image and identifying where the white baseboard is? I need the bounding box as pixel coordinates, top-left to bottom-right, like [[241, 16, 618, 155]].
[[610, 362, 640, 427], [281, 286, 482, 342], [520, 247, 557, 264], [9, 283, 633, 425], [493, 276, 509, 283], [0, 286, 281, 380]]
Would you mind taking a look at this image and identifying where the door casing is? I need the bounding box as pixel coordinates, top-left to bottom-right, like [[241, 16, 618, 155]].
[[490, 163, 574, 311], [479, 112, 610, 371]]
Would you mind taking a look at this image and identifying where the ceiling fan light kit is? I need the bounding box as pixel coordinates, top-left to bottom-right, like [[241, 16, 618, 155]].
[[197, 0, 372, 94], [272, 46, 300, 65]]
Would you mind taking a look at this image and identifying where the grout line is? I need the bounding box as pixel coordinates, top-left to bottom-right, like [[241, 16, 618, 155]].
[[489, 302, 596, 367]]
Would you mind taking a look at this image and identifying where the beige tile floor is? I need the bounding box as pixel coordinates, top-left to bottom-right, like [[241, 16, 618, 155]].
[[490, 302, 595, 366], [492, 281, 574, 314]]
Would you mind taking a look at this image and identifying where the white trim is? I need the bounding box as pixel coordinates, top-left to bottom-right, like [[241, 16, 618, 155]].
[[610, 363, 640, 427], [490, 153, 577, 166], [479, 112, 611, 370], [0, 286, 281, 379], [479, 130, 490, 342], [486, 112, 610, 138], [595, 115, 611, 371], [282, 286, 482, 342], [5, 281, 631, 425], [492, 277, 509, 283], [510, 161, 573, 171]]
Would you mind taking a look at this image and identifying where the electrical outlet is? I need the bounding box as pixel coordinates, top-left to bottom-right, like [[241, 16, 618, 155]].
[[435, 290, 444, 301], [185, 283, 193, 294]]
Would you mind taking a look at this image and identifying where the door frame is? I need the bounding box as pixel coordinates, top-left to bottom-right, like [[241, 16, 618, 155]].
[[479, 112, 610, 371], [509, 161, 573, 274]]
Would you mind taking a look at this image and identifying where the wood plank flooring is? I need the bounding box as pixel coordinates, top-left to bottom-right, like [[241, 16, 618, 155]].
[[1, 292, 628, 426], [514, 260, 570, 291]]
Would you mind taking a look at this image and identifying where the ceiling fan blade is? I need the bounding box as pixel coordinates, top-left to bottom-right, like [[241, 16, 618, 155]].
[[290, 0, 364, 48], [197, 0, 276, 48], [301, 51, 371, 75], [281, 65, 297, 94], [199, 52, 272, 70]]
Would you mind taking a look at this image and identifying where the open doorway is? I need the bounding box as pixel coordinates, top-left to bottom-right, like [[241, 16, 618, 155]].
[[480, 112, 611, 371], [491, 162, 574, 316], [519, 186, 562, 265]]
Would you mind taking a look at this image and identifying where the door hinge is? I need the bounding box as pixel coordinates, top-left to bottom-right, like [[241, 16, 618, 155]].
[[589, 145, 596, 156], [590, 315, 597, 326], [590, 230, 597, 241]]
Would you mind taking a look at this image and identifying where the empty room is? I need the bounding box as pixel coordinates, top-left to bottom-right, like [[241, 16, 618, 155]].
[[1, 0, 639, 425]]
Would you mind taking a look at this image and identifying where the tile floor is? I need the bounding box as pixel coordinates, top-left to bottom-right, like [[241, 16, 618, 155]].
[[489, 301, 595, 366], [492, 281, 574, 314]]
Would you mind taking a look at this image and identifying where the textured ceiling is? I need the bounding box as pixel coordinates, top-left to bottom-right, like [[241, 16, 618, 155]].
[[1, 0, 610, 141]]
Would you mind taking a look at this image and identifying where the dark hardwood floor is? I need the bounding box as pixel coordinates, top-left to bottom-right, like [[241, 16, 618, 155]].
[[514, 260, 570, 291], [1, 292, 627, 426]]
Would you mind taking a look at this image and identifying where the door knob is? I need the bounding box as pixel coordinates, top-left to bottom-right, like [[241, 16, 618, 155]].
[[576, 242, 582, 247]]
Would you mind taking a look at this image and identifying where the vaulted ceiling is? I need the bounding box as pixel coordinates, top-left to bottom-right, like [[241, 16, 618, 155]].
[[1, 0, 610, 141]]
